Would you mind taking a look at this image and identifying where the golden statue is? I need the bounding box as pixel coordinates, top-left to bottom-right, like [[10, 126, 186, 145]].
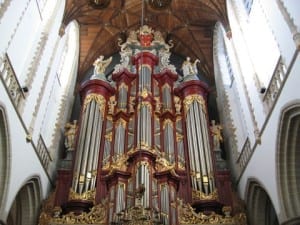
[[64, 120, 78, 150], [93, 55, 112, 75], [210, 120, 223, 149]]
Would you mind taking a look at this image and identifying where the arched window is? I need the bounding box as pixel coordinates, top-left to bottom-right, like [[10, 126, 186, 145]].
[[0, 106, 10, 214], [246, 180, 279, 225], [277, 103, 300, 221]]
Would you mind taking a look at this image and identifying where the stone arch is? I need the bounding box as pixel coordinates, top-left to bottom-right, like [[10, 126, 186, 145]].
[[0, 106, 10, 217], [277, 102, 300, 221], [245, 179, 279, 225], [6, 177, 42, 225]]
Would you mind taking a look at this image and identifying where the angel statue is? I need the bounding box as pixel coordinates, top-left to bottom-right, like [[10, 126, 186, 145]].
[[93, 55, 112, 77], [181, 57, 200, 77]]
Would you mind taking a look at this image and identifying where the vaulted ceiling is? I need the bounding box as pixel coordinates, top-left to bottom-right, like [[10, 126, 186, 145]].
[[62, 0, 230, 84]]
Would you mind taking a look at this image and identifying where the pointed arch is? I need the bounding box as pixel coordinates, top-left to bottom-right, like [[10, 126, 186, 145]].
[[6, 177, 42, 225], [245, 179, 279, 225], [277, 102, 300, 221], [0, 105, 10, 217]]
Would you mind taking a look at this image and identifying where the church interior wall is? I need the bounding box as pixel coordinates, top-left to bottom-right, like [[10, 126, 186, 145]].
[[216, 1, 300, 223], [0, 0, 69, 223]]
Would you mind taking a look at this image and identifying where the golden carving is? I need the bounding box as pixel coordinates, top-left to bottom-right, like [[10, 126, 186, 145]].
[[116, 118, 127, 128], [137, 101, 152, 111], [155, 154, 175, 171], [108, 96, 117, 115], [174, 96, 182, 114], [139, 25, 153, 35], [93, 55, 112, 75], [177, 200, 247, 225], [119, 82, 128, 91], [192, 189, 218, 201], [139, 88, 150, 98], [83, 94, 106, 114], [162, 119, 173, 129], [68, 188, 95, 202], [111, 154, 128, 171], [103, 154, 128, 174], [51, 203, 107, 224], [176, 133, 184, 142], [210, 120, 223, 149], [183, 94, 206, 114], [38, 191, 56, 225], [64, 120, 78, 150], [105, 132, 112, 141]]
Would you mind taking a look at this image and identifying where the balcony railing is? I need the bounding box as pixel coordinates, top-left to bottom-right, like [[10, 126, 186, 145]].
[[0, 53, 25, 109], [237, 138, 251, 173], [263, 57, 287, 112], [37, 135, 52, 171]]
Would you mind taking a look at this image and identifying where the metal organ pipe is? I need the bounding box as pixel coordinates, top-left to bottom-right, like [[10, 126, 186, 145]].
[[72, 99, 91, 193], [90, 110, 103, 189], [72, 95, 105, 195], [78, 100, 96, 194], [185, 97, 215, 195]]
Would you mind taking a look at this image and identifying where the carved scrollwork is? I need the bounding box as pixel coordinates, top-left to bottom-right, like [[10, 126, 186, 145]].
[[177, 199, 247, 225], [192, 189, 218, 201], [68, 188, 95, 202], [51, 203, 107, 224]]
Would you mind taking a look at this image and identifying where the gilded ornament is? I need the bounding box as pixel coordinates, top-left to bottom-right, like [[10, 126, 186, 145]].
[[183, 94, 206, 114], [177, 200, 247, 225], [108, 96, 117, 115], [192, 189, 218, 201], [83, 94, 106, 114], [162, 119, 173, 129], [51, 203, 107, 224], [155, 154, 175, 171], [68, 188, 95, 202], [105, 132, 112, 141]]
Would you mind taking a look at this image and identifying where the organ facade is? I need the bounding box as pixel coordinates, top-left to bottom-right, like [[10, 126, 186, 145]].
[[39, 25, 246, 225]]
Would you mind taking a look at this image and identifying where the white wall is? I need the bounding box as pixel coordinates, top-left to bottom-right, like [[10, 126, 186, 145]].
[[0, 0, 73, 222], [221, 0, 300, 223]]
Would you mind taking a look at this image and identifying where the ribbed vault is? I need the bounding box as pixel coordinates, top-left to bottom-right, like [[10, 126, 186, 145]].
[[62, 0, 230, 83]]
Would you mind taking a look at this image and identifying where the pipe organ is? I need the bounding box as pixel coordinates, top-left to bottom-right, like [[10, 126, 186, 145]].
[[41, 26, 246, 225]]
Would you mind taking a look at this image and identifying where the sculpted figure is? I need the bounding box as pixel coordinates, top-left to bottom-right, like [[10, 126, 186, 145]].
[[108, 96, 117, 114], [181, 57, 200, 76], [64, 120, 78, 150], [174, 96, 182, 114], [210, 120, 223, 149], [93, 55, 112, 75]]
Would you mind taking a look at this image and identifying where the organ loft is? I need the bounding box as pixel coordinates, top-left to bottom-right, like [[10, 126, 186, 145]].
[[39, 25, 246, 225]]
